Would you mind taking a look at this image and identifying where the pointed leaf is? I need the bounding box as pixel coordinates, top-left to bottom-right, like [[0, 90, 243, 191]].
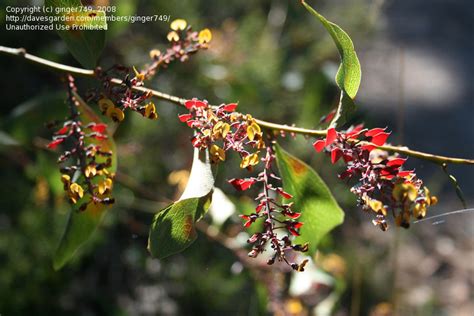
[[53, 92, 116, 270], [46, 0, 107, 68], [148, 193, 213, 259], [274, 143, 344, 255], [148, 148, 216, 259], [301, 1, 361, 127]]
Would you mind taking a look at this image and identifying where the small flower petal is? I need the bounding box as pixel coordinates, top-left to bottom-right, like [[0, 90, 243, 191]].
[[170, 19, 187, 31], [325, 128, 337, 146], [91, 123, 107, 133], [331, 148, 343, 164], [222, 103, 238, 112], [178, 113, 193, 122], [229, 178, 255, 191], [365, 127, 386, 137], [167, 31, 180, 42], [47, 138, 64, 149], [184, 99, 207, 109], [313, 139, 326, 152], [198, 28, 212, 44], [370, 132, 391, 146]]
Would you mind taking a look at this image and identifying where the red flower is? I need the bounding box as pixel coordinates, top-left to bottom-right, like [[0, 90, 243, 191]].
[[184, 99, 207, 109], [178, 113, 193, 122], [361, 144, 377, 152], [365, 128, 390, 146], [331, 148, 343, 164], [94, 134, 107, 140], [282, 210, 301, 219], [326, 128, 337, 146], [222, 103, 238, 112], [313, 128, 338, 152], [239, 214, 257, 227], [313, 140, 326, 152], [365, 127, 386, 137], [288, 229, 299, 236], [255, 201, 265, 213], [91, 123, 107, 133], [287, 222, 303, 236], [229, 178, 256, 191], [47, 138, 64, 149], [294, 222, 304, 229], [56, 126, 69, 135], [398, 170, 414, 178], [276, 188, 293, 199], [387, 158, 406, 167], [345, 124, 364, 139]]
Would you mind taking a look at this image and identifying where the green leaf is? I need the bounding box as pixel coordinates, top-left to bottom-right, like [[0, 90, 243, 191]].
[[148, 148, 216, 259], [274, 143, 344, 255], [46, 0, 107, 69], [53, 92, 116, 270], [301, 1, 361, 126], [148, 193, 213, 259]]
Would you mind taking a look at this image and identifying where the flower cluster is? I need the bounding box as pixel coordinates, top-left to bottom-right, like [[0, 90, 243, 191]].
[[230, 147, 309, 271], [179, 99, 308, 270], [178, 99, 265, 167], [145, 18, 212, 78], [313, 126, 437, 230], [92, 65, 157, 123], [48, 75, 115, 211], [89, 19, 212, 124]]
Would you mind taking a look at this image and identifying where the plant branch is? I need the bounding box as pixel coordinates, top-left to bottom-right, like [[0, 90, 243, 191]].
[[1, 45, 473, 166]]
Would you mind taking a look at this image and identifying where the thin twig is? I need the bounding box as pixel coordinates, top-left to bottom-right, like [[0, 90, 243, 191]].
[[1, 45, 473, 165]]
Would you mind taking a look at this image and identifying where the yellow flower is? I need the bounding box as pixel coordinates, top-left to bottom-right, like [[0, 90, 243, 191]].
[[98, 178, 113, 195], [228, 114, 236, 122], [149, 49, 161, 59], [212, 122, 230, 139], [144, 102, 159, 120], [424, 187, 438, 206], [84, 165, 97, 178], [413, 203, 427, 219], [98, 98, 115, 114], [170, 19, 187, 31], [167, 31, 180, 42], [202, 129, 211, 137], [68, 182, 84, 204], [210, 144, 226, 163], [392, 183, 417, 202], [106, 106, 125, 122], [240, 152, 260, 169], [221, 123, 230, 138], [97, 168, 110, 176], [61, 174, 71, 191], [61, 174, 71, 185], [247, 122, 262, 141], [198, 28, 212, 44], [412, 187, 437, 219], [363, 195, 386, 215], [133, 66, 145, 81]]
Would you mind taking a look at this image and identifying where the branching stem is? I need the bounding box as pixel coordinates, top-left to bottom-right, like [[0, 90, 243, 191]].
[[1, 45, 473, 166]]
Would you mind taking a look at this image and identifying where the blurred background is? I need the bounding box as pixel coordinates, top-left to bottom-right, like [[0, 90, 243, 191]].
[[0, 0, 473, 315]]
